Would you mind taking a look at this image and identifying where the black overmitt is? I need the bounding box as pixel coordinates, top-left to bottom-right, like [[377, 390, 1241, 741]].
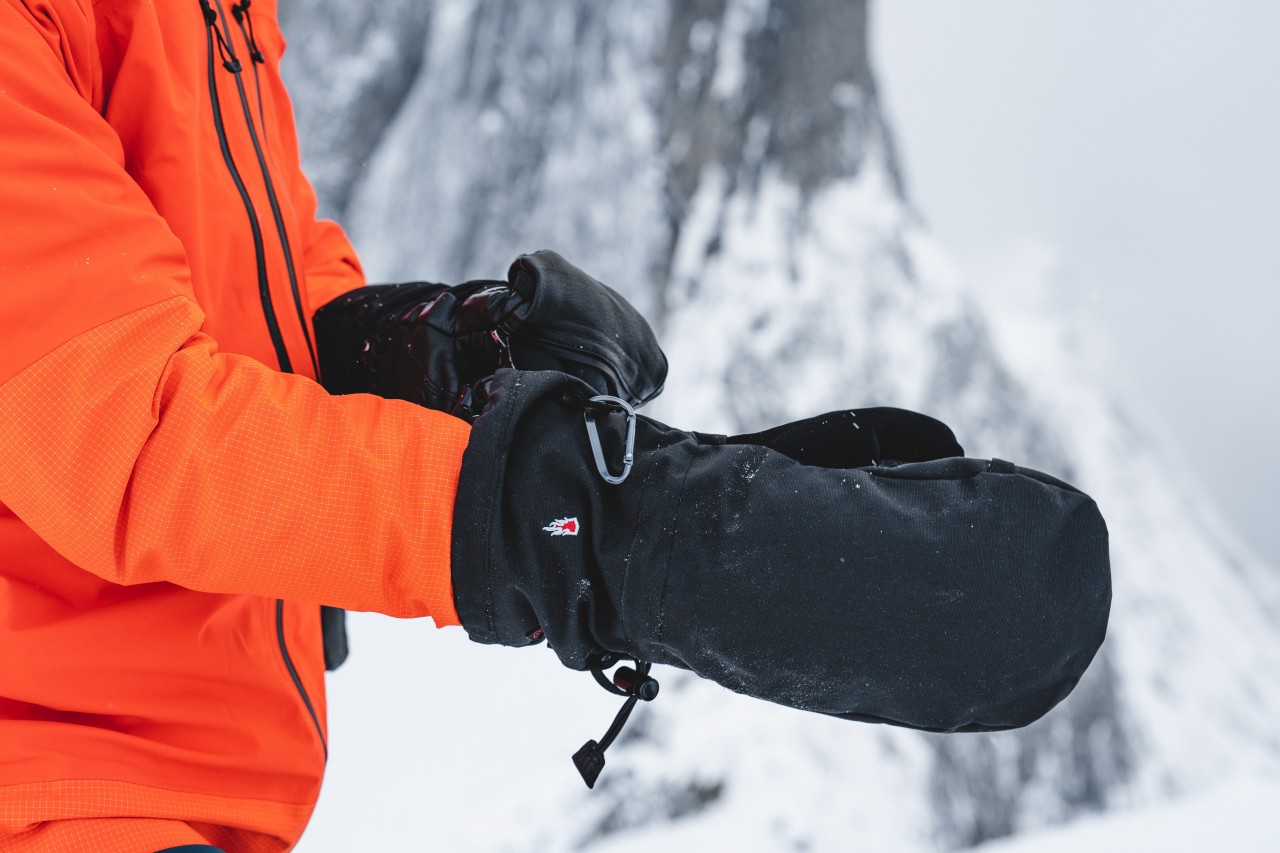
[[452, 370, 1111, 735], [312, 252, 667, 671]]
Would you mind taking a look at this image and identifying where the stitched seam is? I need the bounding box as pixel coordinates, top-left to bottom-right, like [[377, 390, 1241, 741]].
[[0, 295, 198, 391], [0, 777, 315, 810], [616, 428, 665, 649], [652, 444, 698, 648], [480, 377, 524, 640]]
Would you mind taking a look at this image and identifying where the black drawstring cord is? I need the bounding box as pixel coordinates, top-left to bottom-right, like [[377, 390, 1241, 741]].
[[199, 0, 242, 73], [573, 654, 659, 788], [231, 0, 266, 63], [569, 398, 654, 787], [228, 0, 268, 138]]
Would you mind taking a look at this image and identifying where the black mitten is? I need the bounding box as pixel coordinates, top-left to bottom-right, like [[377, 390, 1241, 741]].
[[313, 250, 667, 417], [313, 252, 666, 671], [725, 406, 964, 468], [452, 370, 1111, 783]]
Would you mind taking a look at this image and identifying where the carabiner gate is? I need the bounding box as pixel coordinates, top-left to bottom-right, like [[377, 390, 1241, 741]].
[[583, 395, 636, 486]]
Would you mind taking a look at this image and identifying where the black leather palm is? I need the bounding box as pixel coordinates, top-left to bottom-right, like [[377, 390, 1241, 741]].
[[313, 250, 667, 419]]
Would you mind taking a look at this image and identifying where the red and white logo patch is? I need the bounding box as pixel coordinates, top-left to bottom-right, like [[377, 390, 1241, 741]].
[[542, 517, 580, 537]]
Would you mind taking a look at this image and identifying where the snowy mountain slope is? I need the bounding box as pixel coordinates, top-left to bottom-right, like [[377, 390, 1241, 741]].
[[282, 1, 1280, 849], [972, 775, 1280, 853]]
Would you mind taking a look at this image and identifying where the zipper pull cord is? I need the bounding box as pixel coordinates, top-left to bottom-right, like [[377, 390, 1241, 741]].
[[573, 654, 659, 788], [231, 0, 266, 64], [199, 0, 242, 73]]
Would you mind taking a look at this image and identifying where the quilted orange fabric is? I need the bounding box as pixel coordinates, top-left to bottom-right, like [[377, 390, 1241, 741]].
[[0, 0, 470, 847]]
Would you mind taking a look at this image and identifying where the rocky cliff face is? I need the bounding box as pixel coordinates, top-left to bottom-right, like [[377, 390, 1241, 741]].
[[281, 2, 1280, 850]]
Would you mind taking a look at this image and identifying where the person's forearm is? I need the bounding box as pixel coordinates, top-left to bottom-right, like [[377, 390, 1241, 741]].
[[0, 295, 470, 622]]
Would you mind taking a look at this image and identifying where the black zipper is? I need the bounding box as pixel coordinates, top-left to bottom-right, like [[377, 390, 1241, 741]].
[[277, 600, 328, 759], [200, 0, 326, 759], [230, 1, 269, 138], [199, 0, 292, 374], [215, 0, 319, 378]]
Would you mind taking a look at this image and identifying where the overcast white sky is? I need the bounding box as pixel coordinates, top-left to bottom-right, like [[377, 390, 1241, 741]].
[[874, 1, 1280, 566]]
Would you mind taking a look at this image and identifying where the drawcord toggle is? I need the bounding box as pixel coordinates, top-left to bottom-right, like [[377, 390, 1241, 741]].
[[573, 653, 659, 788], [199, 0, 242, 73], [231, 0, 266, 64]]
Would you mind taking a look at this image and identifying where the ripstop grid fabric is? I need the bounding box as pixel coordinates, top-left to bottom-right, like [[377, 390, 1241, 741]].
[[0, 778, 300, 852], [0, 816, 213, 853], [0, 297, 472, 843], [0, 296, 470, 619]]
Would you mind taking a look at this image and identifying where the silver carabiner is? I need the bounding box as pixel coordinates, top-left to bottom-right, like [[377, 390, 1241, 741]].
[[583, 395, 636, 486]]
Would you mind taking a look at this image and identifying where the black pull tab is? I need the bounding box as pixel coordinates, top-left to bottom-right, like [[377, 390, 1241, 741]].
[[572, 740, 608, 789], [573, 656, 659, 788]]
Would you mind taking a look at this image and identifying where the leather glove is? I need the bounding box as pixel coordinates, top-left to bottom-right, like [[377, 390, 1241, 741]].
[[313, 250, 667, 419], [312, 251, 666, 672], [451, 370, 1111, 785]]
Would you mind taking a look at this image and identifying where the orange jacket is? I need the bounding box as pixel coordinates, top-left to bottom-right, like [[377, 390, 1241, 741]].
[[0, 0, 470, 848]]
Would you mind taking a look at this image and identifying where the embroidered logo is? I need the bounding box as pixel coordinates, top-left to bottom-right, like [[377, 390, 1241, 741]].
[[543, 517, 580, 537]]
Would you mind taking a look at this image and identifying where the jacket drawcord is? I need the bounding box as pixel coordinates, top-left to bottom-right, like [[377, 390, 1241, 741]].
[[231, 0, 266, 64], [199, 0, 242, 74], [229, 0, 269, 137]]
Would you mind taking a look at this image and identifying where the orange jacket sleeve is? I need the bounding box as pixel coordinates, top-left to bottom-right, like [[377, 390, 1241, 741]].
[[0, 0, 469, 624]]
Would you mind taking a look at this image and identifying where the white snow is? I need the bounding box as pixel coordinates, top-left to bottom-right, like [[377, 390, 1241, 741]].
[[975, 776, 1280, 853], [290, 2, 1280, 850]]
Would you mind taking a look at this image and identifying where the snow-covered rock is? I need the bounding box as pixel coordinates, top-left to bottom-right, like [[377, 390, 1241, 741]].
[[282, 2, 1280, 850]]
